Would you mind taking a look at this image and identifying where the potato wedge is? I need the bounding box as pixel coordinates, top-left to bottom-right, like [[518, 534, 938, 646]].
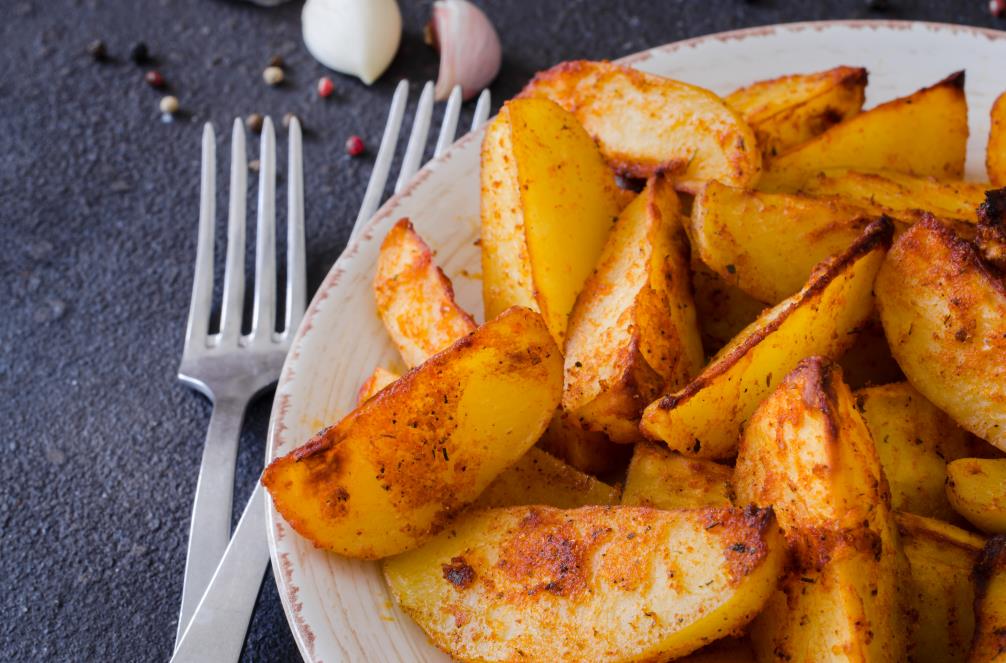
[[897, 512, 984, 663], [384, 505, 785, 662], [621, 442, 732, 509], [519, 60, 761, 192], [536, 412, 631, 477], [691, 259, 766, 354], [988, 92, 1006, 187], [480, 97, 624, 343], [261, 307, 562, 558], [970, 536, 1006, 662], [875, 216, 1006, 451], [837, 319, 904, 389], [678, 638, 756, 663], [473, 448, 620, 510], [690, 181, 878, 302], [760, 72, 968, 191], [374, 218, 477, 367], [735, 357, 908, 662], [726, 66, 868, 159], [641, 218, 893, 459], [946, 459, 1006, 534], [855, 382, 974, 520], [356, 366, 400, 406], [563, 175, 703, 442]]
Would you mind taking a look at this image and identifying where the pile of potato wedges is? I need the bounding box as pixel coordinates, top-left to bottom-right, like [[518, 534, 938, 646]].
[[263, 60, 1006, 662]]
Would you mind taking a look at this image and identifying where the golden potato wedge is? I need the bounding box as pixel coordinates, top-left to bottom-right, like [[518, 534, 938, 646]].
[[536, 411, 632, 477], [384, 505, 785, 662], [563, 175, 703, 443], [690, 181, 878, 302], [726, 66, 868, 159], [472, 448, 620, 510], [641, 218, 893, 459], [896, 512, 984, 663], [988, 92, 1006, 187], [735, 357, 908, 662], [480, 97, 624, 343], [356, 366, 400, 406], [837, 319, 905, 389], [691, 259, 766, 354], [621, 442, 732, 509], [946, 459, 1006, 534], [875, 217, 1006, 451], [519, 60, 761, 192], [855, 382, 974, 520], [760, 72, 968, 191], [374, 218, 477, 367], [261, 307, 562, 558], [970, 536, 1006, 662]]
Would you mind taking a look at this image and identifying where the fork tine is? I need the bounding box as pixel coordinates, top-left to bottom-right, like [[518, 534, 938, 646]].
[[350, 79, 409, 242], [219, 120, 247, 344], [251, 117, 277, 343], [434, 84, 463, 159], [471, 89, 491, 131], [395, 81, 435, 194], [184, 124, 216, 351], [285, 117, 306, 335]]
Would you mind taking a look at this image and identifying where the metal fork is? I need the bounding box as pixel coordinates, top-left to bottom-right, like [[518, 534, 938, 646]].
[[174, 116, 305, 647], [171, 82, 491, 663]]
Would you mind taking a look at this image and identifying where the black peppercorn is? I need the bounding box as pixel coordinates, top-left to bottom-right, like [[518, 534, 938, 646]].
[[130, 41, 150, 64], [87, 39, 108, 61], [865, 0, 890, 10]]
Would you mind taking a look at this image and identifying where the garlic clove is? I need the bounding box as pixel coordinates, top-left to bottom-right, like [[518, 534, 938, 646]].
[[302, 0, 402, 86], [428, 0, 501, 101]]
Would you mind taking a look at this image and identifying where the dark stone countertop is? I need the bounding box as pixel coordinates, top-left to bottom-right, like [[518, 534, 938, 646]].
[[2, 0, 1001, 660]]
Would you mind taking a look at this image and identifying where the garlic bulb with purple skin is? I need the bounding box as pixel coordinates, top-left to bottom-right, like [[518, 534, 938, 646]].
[[426, 0, 501, 101], [302, 0, 402, 85]]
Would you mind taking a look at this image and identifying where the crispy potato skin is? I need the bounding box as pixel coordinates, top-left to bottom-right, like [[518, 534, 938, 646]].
[[621, 442, 733, 509], [988, 92, 1006, 187], [946, 459, 1006, 534], [641, 218, 893, 459], [356, 366, 400, 406], [519, 60, 761, 192], [734, 357, 909, 663], [970, 536, 1006, 662], [473, 448, 620, 510], [374, 218, 477, 368], [855, 382, 975, 521], [563, 176, 703, 442], [875, 217, 1006, 451], [384, 505, 785, 663], [690, 181, 878, 303], [896, 512, 984, 663], [535, 412, 631, 477], [262, 307, 563, 559], [691, 259, 767, 354], [726, 66, 867, 159], [760, 72, 968, 191]]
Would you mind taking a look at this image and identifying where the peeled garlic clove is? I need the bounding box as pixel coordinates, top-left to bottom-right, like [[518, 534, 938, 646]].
[[302, 0, 402, 86], [427, 0, 501, 101]]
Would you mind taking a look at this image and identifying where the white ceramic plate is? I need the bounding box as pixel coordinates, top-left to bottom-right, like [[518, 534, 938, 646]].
[[266, 20, 1006, 662]]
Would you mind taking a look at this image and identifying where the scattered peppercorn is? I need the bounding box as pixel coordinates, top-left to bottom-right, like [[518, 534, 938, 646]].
[[246, 113, 264, 134], [129, 41, 150, 64], [345, 135, 365, 157], [865, 0, 889, 10], [145, 70, 165, 88], [87, 39, 108, 61], [317, 76, 335, 98], [269, 55, 284, 68], [282, 112, 297, 129], [992, 0, 1006, 17], [159, 95, 180, 114], [263, 66, 284, 86]]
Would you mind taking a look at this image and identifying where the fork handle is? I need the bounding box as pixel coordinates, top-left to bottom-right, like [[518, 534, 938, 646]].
[[175, 396, 248, 648]]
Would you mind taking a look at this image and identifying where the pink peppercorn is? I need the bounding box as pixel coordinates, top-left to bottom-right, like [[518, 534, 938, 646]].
[[317, 77, 335, 98], [145, 70, 165, 88], [345, 135, 365, 157], [993, 0, 1006, 17]]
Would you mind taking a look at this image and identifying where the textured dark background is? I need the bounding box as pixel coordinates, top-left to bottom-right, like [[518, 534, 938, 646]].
[[1, 0, 1000, 660]]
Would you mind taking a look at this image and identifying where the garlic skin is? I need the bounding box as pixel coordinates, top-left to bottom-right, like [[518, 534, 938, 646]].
[[428, 0, 501, 101], [302, 0, 402, 86]]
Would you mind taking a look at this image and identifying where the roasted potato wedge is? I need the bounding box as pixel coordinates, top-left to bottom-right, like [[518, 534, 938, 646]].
[[641, 218, 893, 458], [855, 382, 974, 520], [691, 259, 766, 354], [735, 357, 908, 662], [690, 181, 877, 302], [536, 411, 632, 477], [896, 512, 984, 663], [473, 448, 620, 510], [480, 97, 624, 343], [726, 66, 868, 159], [621, 442, 733, 509], [988, 92, 1006, 187], [384, 505, 785, 662], [970, 536, 1006, 662], [946, 458, 1006, 534], [356, 366, 400, 406], [519, 60, 761, 192], [875, 216, 1006, 451], [760, 72, 968, 191], [563, 175, 703, 442], [262, 307, 562, 558]]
